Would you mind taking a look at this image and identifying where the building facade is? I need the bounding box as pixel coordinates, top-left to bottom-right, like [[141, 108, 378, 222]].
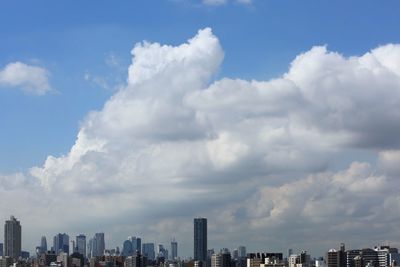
[[194, 218, 207, 262], [4, 215, 21, 259]]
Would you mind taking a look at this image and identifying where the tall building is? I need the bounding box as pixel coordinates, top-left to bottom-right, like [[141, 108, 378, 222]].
[[171, 239, 178, 260], [129, 236, 142, 254], [76, 234, 86, 257], [53, 233, 69, 254], [41, 236, 47, 253], [238, 247, 246, 258], [4, 215, 21, 259], [0, 243, 3, 257], [194, 218, 207, 262], [142, 243, 155, 260], [91, 233, 105, 257], [123, 240, 133, 257]]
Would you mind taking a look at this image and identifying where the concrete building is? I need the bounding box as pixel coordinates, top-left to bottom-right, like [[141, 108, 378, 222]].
[[4, 216, 21, 259], [0, 256, 13, 267], [194, 218, 207, 262], [289, 252, 310, 267], [125, 252, 147, 267]]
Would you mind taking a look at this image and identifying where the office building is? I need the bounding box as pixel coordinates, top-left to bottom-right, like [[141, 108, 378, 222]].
[[53, 233, 69, 254], [91, 233, 105, 257], [76, 234, 86, 257], [4, 215, 21, 259], [194, 218, 207, 262], [171, 239, 178, 260], [0, 257, 12, 267], [238, 247, 246, 258], [0, 243, 3, 257], [142, 243, 155, 261], [125, 252, 147, 267], [123, 240, 133, 256], [41, 236, 47, 253], [128, 236, 142, 254]]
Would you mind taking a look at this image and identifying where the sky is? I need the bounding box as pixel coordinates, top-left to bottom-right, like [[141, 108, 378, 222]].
[[1, 0, 400, 258]]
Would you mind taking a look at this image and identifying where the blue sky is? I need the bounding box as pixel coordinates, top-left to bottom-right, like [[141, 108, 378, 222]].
[[2, 0, 400, 257]]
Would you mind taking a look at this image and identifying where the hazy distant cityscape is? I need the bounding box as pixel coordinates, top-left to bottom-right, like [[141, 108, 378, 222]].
[[1, 216, 399, 267]]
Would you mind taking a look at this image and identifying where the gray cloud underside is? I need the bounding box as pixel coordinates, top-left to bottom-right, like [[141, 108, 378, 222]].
[[2, 28, 400, 256]]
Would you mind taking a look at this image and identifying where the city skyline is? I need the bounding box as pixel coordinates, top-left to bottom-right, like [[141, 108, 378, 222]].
[[1, 0, 400, 259]]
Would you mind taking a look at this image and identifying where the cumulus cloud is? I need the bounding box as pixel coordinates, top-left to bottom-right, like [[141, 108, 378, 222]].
[[2, 28, 400, 255], [0, 62, 51, 95]]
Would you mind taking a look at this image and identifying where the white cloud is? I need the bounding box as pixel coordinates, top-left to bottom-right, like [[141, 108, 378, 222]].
[[0, 62, 51, 95], [2, 28, 400, 255], [203, 0, 227, 5]]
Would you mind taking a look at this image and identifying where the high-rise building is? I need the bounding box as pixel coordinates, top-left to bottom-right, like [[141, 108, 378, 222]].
[[194, 218, 207, 262], [142, 243, 155, 260], [41, 236, 47, 253], [238, 247, 246, 258], [91, 233, 105, 257], [123, 240, 133, 256], [4, 215, 21, 259], [171, 239, 178, 260], [76, 234, 86, 257], [53, 233, 69, 254], [158, 244, 168, 260], [0, 243, 3, 257]]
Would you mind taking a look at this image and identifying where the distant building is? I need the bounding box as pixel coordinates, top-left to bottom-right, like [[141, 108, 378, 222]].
[[171, 239, 178, 260], [91, 233, 105, 257], [41, 236, 48, 253], [238, 247, 246, 258], [212, 251, 232, 267], [123, 240, 133, 257], [194, 218, 207, 262], [374, 246, 399, 267], [347, 250, 362, 267], [4, 215, 21, 259], [129, 237, 142, 254], [53, 233, 69, 255], [158, 244, 168, 260], [142, 243, 155, 261], [289, 251, 310, 267], [0, 243, 3, 257], [76, 234, 86, 258], [21, 250, 30, 259], [0, 256, 12, 267], [125, 252, 147, 267]]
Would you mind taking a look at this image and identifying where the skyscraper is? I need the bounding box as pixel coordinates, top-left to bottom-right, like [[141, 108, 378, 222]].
[[76, 234, 86, 257], [53, 233, 69, 254], [129, 236, 142, 254], [142, 243, 155, 260], [91, 233, 105, 257], [194, 218, 207, 262], [171, 239, 178, 260], [41, 236, 47, 253], [4, 215, 21, 259]]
